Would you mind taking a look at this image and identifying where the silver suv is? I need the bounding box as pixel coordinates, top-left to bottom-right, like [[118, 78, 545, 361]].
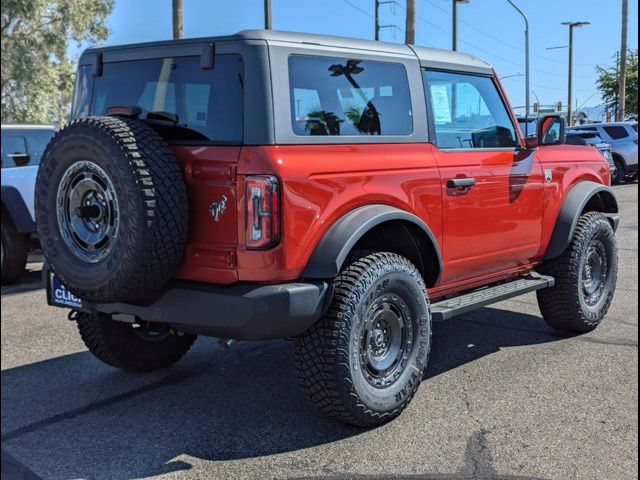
[[573, 122, 638, 183], [1, 124, 55, 284]]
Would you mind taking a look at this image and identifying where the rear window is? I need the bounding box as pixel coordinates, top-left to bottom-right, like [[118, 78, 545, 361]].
[[288, 55, 413, 136], [87, 55, 244, 144], [1, 129, 54, 168], [603, 126, 630, 140]]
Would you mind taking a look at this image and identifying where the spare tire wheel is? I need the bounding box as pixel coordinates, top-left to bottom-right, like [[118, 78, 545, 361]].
[[35, 116, 188, 303]]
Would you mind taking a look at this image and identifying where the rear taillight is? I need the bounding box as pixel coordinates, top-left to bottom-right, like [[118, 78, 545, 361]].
[[245, 175, 280, 250]]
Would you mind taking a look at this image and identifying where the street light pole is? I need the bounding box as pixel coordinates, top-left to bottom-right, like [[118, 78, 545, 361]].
[[506, 1, 530, 136], [452, 0, 469, 51], [561, 21, 590, 126]]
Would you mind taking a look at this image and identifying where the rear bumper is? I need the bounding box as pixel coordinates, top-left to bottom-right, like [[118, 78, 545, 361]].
[[89, 280, 331, 340]]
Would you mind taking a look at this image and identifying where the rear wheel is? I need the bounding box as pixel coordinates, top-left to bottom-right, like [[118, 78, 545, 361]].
[[295, 252, 431, 427], [75, 312, 196, 371], [537, 212, 618, 333], [1, 216, 27, 285]]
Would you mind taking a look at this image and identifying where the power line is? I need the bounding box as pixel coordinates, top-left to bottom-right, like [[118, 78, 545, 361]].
[[415, 8, 592, 79], [422, 0, 594, 68], [342, 0, 373, 19], [507, 76, 594, 93]]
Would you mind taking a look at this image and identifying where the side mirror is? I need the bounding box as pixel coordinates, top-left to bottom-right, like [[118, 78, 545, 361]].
[[537, 115, 566, 146]]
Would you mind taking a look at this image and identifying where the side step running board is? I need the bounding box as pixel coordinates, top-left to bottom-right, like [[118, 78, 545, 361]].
[[430, 274, 555, 321]]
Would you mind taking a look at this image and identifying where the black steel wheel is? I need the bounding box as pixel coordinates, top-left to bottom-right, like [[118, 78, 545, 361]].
[[537, 211, 618, 333], [56, 160, 120, 263], [295, 252, 431, 427]]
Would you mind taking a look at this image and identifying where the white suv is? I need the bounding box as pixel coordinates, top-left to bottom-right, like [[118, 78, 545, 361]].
[[573, 122, 638, 184], [1, 124, 55, 284]]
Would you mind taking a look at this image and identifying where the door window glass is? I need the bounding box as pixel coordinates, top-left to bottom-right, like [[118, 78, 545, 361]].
[[1, 136, 28, 168], [424, 70, 519, 149], [289, 55, 413, 136]]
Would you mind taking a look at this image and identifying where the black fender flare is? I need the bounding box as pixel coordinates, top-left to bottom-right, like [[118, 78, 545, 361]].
[[1, 186, 36, 233], [301, 204, 442, 284], [544, 181, 619, 260]]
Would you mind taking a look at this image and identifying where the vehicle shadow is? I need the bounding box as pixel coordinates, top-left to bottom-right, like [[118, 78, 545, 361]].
[[1, 263, 43, 297], [1, 306, 566, 480]]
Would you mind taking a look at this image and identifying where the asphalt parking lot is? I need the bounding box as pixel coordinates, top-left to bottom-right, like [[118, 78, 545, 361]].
[[1, 183, 637, 480]]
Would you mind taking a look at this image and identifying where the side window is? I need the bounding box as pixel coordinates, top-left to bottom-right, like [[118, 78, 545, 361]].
[[1, 136, 28, 168], [71, 64, 92, 119], [288, 55, 413, 136], [423, 70, 519, 149], [603, 126, 629, 140], [24, 130, 55, 166]]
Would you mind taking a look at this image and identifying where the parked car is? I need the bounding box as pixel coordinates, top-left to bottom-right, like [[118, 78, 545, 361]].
[[1, 124, 55, 284], [37, 30, 619, 427], [566, 129, 618, 181], [572, 122, 638, 182]]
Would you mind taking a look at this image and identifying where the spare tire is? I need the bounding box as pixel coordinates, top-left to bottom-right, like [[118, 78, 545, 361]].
[[35, 116, 188, 303]]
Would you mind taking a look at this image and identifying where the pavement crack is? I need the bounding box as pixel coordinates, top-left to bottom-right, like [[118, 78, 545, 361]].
[[460, 370, 496, 480]]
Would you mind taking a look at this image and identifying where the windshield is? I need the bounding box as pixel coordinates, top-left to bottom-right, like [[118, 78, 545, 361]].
[[85, 55, 244, 144]]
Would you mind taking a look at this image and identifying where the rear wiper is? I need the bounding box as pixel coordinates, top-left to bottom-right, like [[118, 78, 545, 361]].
[[146, 111, 179, 124]]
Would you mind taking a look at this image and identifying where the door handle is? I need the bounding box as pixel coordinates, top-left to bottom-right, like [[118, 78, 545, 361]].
[[447, 178, 476, 188]]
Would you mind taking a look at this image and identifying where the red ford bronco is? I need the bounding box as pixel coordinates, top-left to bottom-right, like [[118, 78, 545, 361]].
[[36, 30, 619, 427]]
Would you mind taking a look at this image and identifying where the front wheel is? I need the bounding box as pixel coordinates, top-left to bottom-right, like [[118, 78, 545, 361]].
[[612, 158, 625, 184], [537, 212, 618, 333], [76, 312, 196, 371], [295, 252, 432, 427], [1, 217, 27, 285]]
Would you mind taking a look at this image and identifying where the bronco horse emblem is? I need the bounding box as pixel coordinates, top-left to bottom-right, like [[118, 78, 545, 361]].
[[209, 195, 228, 222]]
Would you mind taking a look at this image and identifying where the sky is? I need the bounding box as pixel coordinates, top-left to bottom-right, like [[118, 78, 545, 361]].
[[70, 0, 639, 113]]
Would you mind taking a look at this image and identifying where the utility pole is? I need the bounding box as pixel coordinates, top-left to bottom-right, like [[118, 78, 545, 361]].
[[264, 0, 272, 29], [452, 0, 469, 51], [617, 0, 628, 121], [375, 1, 398, 41], [375, 0, 380, 40], [405, 0, 415, 45], [561, 21, 590, 126], [615, 51, 620, 119], [172, 0, 183, 39], [506, 1, 530, 134]]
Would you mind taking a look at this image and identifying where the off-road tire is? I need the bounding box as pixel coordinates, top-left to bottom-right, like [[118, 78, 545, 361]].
[[537, 212, 618, 333], [76, 312, 196, 371], [295, 252, 432, 427], [35, 116, 188, 303], [1, 216, 27, 285]]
